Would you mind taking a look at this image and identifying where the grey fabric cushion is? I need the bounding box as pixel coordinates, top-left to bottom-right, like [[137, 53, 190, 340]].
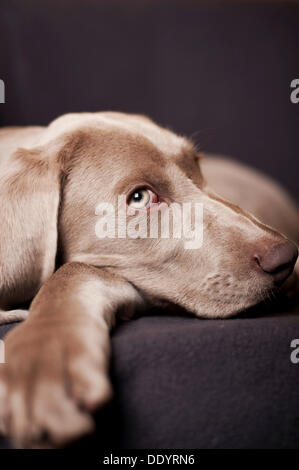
[[1, 302, 299, 449]]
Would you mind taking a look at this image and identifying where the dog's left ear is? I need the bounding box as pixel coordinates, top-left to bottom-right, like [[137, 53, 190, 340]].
[[0, 135, 76, 308]]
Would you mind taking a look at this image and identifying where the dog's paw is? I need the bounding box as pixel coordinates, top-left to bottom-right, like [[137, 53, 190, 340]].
[[0, 318, 112, 448]]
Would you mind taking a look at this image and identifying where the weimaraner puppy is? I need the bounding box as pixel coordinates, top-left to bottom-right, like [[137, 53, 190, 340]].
[[0, 112, 298, 447]]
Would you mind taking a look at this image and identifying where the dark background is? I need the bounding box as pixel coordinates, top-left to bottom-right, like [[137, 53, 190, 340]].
[[0, 0, 298, 199]]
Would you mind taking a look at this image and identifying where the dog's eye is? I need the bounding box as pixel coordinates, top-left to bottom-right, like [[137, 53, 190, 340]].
[[127, 188, 158, 209]]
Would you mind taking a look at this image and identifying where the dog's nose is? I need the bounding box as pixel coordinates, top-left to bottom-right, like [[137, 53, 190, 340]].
[[255, 240, 298, 284]]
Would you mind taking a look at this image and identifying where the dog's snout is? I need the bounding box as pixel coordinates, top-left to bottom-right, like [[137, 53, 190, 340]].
[[254, 240, 298, 284]]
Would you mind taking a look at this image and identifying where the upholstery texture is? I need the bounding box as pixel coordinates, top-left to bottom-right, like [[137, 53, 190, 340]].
[[1, 304, 299, 449]]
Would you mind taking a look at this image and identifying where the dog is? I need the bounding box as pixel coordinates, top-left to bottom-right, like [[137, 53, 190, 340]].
[[0, 112, 298, 447]]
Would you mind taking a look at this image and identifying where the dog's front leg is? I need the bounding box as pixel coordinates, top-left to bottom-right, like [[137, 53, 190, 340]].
[[0, 262, 143, 448]]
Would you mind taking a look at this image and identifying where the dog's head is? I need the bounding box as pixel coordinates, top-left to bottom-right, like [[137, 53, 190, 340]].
[[1, 112, 297, 317]]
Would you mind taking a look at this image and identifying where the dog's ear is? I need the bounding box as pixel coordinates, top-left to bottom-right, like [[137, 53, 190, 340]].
[[0, 134, 77, 308], [195, 152, 205, 162]]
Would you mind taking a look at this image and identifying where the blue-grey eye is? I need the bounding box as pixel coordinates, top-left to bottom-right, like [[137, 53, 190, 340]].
[[128, 188, 158, 209]]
